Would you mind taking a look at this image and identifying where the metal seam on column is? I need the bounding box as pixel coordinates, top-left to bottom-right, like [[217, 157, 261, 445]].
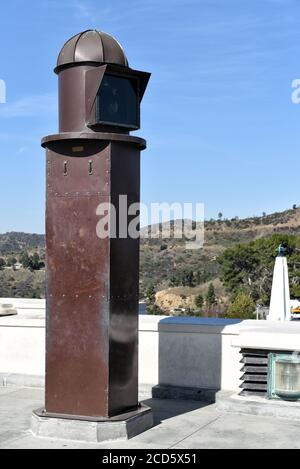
[[73, 34, 81, 63]]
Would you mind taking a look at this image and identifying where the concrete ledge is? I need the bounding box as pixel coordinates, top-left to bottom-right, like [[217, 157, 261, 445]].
[[232, 322, 300, 352], [217, 392, 300, 422], [0, 374, 152, 400], [0, 373, 44, 388], [0, 298, 45, 310], [10, 300, 299, 394], [31, 405, 153, 443], [139, 315, 243, 334], [0, 303, 17, 317], [152, 384, 218, 403]]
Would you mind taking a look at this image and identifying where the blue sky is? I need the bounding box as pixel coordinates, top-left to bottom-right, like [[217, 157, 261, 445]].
[[1, 0, 300, 233]]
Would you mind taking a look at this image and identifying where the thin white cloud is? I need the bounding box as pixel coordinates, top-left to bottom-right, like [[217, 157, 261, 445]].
[[0, 93, 57, 119], [264, 0, 295, 4], [72, 1, 95, 20], [45, 0, 111, 21]]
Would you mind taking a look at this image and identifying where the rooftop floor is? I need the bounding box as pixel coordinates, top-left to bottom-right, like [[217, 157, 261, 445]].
[[1, 386, 300, 449]]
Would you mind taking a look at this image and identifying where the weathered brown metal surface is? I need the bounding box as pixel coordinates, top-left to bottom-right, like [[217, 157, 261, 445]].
[[58, 65, 95, 132], [45, 140, 111, 417], [108, 142, 141, 415], [45, 139, 142, 418]]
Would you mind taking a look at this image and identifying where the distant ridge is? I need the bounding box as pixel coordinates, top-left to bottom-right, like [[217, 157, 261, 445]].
[[0, 232, 44, 254], [1, 206, 300, 300]]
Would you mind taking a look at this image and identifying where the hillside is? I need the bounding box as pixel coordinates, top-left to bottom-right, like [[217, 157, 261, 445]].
[[0, 232, 44, 254], [1, 207, 300, 301], [140, 207, 300, 299]]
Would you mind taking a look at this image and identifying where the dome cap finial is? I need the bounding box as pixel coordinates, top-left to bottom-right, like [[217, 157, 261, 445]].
[[55, 30, 128, 73]]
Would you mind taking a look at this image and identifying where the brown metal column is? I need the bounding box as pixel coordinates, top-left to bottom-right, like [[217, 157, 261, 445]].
[[38, 30, 150, 420]]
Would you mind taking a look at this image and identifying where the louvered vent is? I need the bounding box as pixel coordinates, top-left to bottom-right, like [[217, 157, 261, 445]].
[[239, 349, 293, 397]]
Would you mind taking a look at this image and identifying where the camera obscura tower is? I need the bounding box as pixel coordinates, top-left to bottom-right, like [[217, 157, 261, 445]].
[[39, 30, 150, 420]]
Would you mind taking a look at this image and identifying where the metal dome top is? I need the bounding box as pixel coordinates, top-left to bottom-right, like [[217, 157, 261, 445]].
[[55, 30, 128, 73]]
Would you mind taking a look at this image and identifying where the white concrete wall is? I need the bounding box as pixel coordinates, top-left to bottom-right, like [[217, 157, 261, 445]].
[[139, 316, 242, 391], [2, 299, 300, 393], [0, 322, 45, 376], [0, 300, 46, 379]]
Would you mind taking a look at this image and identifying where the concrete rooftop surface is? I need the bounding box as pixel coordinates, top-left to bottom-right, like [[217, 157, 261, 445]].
[[1, 386, 300, 449]]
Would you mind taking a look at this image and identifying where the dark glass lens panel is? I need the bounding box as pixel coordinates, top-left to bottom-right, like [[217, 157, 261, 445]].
[[96, 75, 139, 129]]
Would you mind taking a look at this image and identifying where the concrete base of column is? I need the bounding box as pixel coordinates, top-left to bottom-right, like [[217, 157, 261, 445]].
[[31, 404, 153, 443]]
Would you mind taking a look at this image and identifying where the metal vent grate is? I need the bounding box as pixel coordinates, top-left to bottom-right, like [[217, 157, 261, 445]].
[[239, 349, 293, 397], [239, 349, 268, 397]]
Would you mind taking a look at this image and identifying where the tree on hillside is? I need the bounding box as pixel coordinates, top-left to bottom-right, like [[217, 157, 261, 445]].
[[169, 270, 198, 288], [146, 304, 164, 315], [218, 212, 223, 221], [146, 285, 156, 304], [169, 276, 180, 287], [182, 270, 195, 287], [218, 244, 259, 293], [19, 251, 44, 271], [145, 285, 164, 315], [0, 258, 5, 270], [6, 256, 17, 267], [218, 234, 300, 305], [195, 294, 204, 309], [196, 271, 202, 285], [206, 283, 216, 307], [227, 291, 255, 319], [20, 251, 31, 269], [30, 252, 44, 270], [293, 204, 297, 210]]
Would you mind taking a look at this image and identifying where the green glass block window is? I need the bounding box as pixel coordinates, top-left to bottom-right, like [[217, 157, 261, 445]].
[[268, 353, 300, 401]]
